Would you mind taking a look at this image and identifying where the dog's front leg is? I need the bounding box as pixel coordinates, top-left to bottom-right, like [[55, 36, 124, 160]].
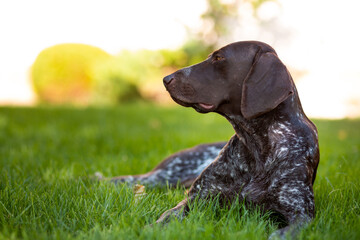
[[156, 199, 189, 224], [268, 216, 312, 240], [268, 177, 315, 239]]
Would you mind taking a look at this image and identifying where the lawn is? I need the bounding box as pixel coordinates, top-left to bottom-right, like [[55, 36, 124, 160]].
[[0, 104, 359, 239]]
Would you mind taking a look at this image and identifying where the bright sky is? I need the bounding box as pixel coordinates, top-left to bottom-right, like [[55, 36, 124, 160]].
[[0, 0, 359, 118]]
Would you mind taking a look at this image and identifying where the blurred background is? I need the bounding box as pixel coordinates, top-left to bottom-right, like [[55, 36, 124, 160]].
[[0, 0, 359, 119]]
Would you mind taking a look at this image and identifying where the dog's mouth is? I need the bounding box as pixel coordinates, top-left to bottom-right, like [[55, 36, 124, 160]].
[[171, 96, 215, 113], [198, 103, 214, 110], [193, 103, 215, 113]]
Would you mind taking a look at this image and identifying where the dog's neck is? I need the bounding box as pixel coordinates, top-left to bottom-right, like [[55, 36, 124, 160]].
[[220, 95, 302, 164], [224, 112, 270, 156]]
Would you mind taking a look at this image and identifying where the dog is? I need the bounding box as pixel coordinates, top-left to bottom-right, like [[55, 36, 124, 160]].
[[108, 41, 319, 238]]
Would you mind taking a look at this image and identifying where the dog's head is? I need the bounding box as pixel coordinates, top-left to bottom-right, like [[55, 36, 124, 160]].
[[163, 41, 294, 119]]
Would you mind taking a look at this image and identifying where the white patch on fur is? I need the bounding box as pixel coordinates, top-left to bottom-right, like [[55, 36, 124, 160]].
[[207, 146, 223, 156], [238, 163, 248, 172], [182, 67, 192, 77], [190, 146, 223, 175], [194, 157, 214, 174], [269, 178, 279, 189], [145, 170, 160, 182], [276, 146, 289, 158]]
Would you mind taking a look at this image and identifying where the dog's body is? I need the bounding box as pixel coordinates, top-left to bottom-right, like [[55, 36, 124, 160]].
[[109, 41, 319, 238]]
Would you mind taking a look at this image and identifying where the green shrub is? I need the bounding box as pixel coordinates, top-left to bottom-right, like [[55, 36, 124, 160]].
[[92, 50, 171, 103], [91, 55, 142, 104], [31, 43, 111, 104]]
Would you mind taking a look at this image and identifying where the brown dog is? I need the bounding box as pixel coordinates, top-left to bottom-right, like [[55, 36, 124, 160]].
[[110, 41, 319, 238]]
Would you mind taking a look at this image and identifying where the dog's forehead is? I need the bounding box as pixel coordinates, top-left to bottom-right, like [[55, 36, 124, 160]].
[[217, 42, 257, 59], [220, 41, 276, 56]]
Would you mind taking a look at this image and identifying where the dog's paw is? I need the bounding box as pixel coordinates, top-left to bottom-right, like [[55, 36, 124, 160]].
[[94, 171, 104, 180], [155, 199, 187, 225], [268, 229, 286, 240]]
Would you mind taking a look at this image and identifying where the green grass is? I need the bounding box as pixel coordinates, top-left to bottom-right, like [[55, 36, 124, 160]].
[[0, 103, 359, 239]]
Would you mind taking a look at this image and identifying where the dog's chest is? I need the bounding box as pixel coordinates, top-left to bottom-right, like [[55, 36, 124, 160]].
[[233, 120, 310, 177]]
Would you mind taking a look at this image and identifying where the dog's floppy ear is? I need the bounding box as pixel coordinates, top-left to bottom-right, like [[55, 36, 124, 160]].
[[241, 51, 294, 119]]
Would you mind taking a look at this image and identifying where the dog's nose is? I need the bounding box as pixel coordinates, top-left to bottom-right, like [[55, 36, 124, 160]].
[[163, 74, 175, 86]]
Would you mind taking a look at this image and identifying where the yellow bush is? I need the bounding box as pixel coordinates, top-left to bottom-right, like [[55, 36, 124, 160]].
[[31, 43, 110, 104]]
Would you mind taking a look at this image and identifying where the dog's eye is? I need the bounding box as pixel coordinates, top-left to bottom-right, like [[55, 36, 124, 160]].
[[213, 55, 224, 62]]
